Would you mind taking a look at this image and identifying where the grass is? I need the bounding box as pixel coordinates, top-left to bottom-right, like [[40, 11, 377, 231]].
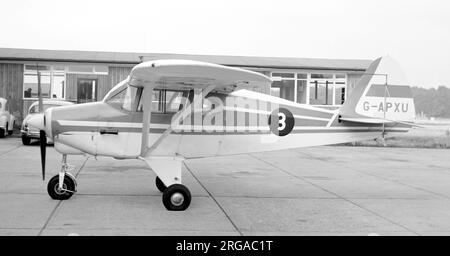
[[340, 123, 450, 149], [341, 136, 450, 149]]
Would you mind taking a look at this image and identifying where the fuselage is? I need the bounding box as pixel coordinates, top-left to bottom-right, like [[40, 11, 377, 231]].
[[45, 83, 411, 159]]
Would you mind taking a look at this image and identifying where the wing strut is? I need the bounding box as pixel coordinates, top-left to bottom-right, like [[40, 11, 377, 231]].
[[140, 85, 154, 157], [142, 85, 216, 157]]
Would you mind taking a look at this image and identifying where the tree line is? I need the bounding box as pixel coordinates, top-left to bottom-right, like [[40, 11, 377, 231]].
[[412, 86, 450, 118]]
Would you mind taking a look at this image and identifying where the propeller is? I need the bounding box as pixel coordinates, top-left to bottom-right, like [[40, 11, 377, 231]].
[[39, 130, 46, 180], [37, 66, 46, 181], [27, 66, 48, 181]]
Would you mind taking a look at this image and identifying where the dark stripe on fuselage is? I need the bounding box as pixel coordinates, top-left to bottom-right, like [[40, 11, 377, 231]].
[[366, 84, 413, 98], [56, 124, 407, 135]]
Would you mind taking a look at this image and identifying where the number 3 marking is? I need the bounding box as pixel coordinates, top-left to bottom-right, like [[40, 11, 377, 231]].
[[278, 113, 286, 131], [269, 108, 294, 136]]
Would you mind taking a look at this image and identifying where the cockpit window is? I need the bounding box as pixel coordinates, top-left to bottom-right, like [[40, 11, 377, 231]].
[[107, 85, 189, 114], [106, 85, 143, 112], [106, 87, 126, 109], [123, 85, 142, 112], [137, 89, 189, 114]]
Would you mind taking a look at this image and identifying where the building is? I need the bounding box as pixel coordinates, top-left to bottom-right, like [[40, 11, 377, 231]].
[[0, 48, 371, 124]]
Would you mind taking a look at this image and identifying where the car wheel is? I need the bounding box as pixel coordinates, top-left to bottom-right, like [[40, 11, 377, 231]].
[[22, 134, 31, 145], [8, 122, 14, 135], [0, 127, 5, 138]]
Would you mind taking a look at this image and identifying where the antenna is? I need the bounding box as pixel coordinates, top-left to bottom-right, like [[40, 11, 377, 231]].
[[382, 74, 388, 141], [362, 72, 389, 145]]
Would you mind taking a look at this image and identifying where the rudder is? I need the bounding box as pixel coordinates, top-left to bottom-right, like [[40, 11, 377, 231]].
[[339, 56, 415, 122]]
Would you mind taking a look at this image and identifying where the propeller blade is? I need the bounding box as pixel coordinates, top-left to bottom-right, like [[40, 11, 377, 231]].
[[39, 130, 46, 181], [37, 67, 46, 181], [37, 68, 43, 113]]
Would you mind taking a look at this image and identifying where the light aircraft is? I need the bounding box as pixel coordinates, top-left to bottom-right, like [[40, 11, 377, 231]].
[[28, 56, 416, 211]]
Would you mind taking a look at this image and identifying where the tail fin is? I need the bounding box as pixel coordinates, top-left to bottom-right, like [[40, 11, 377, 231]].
[[339, 56, 415, 123]]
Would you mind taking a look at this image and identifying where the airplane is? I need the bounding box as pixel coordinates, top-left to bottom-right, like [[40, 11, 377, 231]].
[[27, 56, 416, 211]]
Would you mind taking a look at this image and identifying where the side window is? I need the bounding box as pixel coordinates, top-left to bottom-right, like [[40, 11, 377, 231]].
[[203, 92, 225, 112], [166, 91, 185, 113], [143, 89, 189, 114]]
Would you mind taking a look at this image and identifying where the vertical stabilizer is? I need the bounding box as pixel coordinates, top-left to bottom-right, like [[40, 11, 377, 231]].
[[339, 56, 415, 122]]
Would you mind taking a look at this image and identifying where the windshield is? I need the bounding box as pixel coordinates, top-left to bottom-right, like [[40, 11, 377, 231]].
[[106, 85, 142, 112], [29, 104, 61, 114]]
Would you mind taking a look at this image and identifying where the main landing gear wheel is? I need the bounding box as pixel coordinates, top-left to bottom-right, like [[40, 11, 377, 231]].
[[155, 176, 167, 192], [162, 184, 191, 211], [47, 174, 76, 200]]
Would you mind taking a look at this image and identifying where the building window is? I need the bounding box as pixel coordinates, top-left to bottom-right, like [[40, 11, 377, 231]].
[[52, 72, 65, 99], [308, 73, 347, 106], [23, 64, 108, 100], [335, 82, 346, 105], [271, 72, 347, 106], [271, 80, 295, 102], [23, 65, 65, 100], [309, 78, 333, 105], [67, 65, 108, 75], [77, 78, 97, 103], [296, 74, 307, 104], [271, 73, 295, 102]]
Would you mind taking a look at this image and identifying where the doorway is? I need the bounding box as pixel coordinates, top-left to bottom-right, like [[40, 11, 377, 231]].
[[77, 78, 97, 103]]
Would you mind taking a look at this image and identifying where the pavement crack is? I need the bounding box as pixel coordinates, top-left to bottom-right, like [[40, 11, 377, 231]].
[[294, 149, 450, 200], [249, 153, 421, 236], [184, 162, 243, 236], [0, 144, 21, 158]]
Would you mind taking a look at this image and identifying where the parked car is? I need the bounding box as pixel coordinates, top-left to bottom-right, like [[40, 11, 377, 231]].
[[21, 100, 74, 145], [0, 98, 16, 138]]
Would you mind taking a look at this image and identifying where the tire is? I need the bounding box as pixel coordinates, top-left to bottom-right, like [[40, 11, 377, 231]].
[[8, 122, 14, 135], [0, 128, 4, 138], [47, 174, 76, 200], [22, 134, 31, 145], [162, 184, 191, 211], [155, 176, 167, 192]]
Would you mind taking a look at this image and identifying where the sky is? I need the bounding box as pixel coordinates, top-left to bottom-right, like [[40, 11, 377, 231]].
[[0, 0, 449, 88]]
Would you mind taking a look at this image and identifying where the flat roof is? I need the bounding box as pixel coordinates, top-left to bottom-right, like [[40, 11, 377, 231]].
[[0, 47, 371, 71]]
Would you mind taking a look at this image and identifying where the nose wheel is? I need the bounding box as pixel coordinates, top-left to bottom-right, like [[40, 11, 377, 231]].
[[162, 184, 191, 211], [47, 174, 77, 200]]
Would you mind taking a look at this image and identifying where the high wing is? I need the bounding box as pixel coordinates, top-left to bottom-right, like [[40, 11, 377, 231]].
[[128, 59, 272, 93], [129, 59, 272, 157]]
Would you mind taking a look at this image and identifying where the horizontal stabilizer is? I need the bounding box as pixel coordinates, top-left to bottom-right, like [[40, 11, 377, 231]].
[[339, 117, 395, 124], [340, 117, 423, 128]]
